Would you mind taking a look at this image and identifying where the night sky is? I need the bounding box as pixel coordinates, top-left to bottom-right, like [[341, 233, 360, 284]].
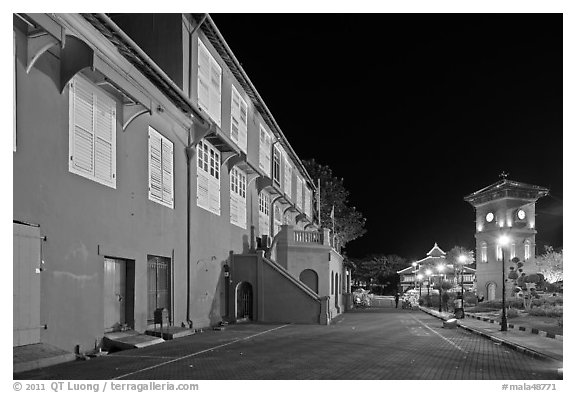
[[210, 14, 563, 260]]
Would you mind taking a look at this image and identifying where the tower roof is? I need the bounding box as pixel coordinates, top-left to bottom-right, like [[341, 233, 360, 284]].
[[464, 178, 549, 206]]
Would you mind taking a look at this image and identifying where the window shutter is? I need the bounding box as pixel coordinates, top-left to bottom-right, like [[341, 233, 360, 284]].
[[70, 79, 95, 176], [149, 129, 163, 203], [239, 98, 248, 153], [69, 76, 116, 189], [209, 57, 222, 126], [284, 160, 292, 199], [259, 126, 271, 177], [230, 87, 240, 144], [259, 191, 270, 237], [296, 176, 303, 209], [209, 148, 221, 215], [94, 92, 116, 186], [197, 41, 210, 113], [161, 138, 174, 207]]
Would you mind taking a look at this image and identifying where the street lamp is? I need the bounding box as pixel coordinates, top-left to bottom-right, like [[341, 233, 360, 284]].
[[498, 234, 510, 331], [417, 273, 423, 298], [456, 255, 467, 318], [437, 264, 445, 312], [425, 269, 432, 306]]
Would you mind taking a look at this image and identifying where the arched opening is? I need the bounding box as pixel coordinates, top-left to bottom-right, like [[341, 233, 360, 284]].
[[299, 269, 319, 293], [235, 282, 253, 320], [486, 282, 497, 301]]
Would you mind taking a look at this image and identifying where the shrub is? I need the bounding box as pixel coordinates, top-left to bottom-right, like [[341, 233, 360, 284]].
[[528, 305, 563, 318], [506, 308, 519, 318]]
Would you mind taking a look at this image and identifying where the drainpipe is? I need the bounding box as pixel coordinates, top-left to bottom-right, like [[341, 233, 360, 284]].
[[185, 131, 194, 328]]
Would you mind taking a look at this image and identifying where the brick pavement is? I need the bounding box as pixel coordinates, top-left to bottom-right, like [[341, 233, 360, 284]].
[[14, 309, 561, 380]]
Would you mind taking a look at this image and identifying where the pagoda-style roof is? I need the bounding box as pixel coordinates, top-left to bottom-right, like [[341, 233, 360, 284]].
[[464, 178, 549, 206], [427, 242, 446, 257]]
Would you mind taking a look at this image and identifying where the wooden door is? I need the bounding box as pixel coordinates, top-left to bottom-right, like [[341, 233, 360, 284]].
[[13, 223, 41, 347], [104, 258, 126, 332]]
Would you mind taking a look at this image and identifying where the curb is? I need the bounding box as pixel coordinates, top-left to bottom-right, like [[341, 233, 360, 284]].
[[418, 307, 559, 362], [464, 313, 563, 342]]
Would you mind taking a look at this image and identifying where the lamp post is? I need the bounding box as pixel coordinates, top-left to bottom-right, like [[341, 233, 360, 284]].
[[456, 255, 467, 318], [417, 273, 423, 298], [425, 269, 432, 307], [498, 234, 510, 331], [437, 264, 445, 312]]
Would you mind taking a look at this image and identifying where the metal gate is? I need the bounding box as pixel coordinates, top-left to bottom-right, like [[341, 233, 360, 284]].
[[236, 282, 253, 319], [147, 255, 171, 323]]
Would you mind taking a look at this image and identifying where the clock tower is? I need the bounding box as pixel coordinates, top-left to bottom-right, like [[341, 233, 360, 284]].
[[464, 174, 549, 301]]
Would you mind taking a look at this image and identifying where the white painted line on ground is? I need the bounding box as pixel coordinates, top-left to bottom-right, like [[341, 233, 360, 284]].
[[410, 315, 467, 353], [112, 324, 290, 380]]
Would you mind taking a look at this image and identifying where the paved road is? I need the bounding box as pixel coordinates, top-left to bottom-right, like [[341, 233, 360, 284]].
[[15, 308, 560, 380]]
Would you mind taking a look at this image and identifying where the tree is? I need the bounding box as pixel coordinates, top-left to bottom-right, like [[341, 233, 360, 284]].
[[445, 246, 475, 267], [535, 246, 563, 283], [303, 159, 366, 248], [351, 254, 407, 294]]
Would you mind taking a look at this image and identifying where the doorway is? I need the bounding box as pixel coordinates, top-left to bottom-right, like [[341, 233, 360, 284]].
[[147, 255, 171, 324], [487, 282, 497, 301], [236, 282, 253, 320], [103, 258, 134, 333]]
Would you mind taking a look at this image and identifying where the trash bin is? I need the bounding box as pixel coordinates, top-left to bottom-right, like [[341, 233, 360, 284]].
[[154, 308, 169, 329]]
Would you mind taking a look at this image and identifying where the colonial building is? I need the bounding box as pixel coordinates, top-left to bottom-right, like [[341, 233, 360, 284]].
[[13, 13, 347, 364], [464, 175, 549, 301], [397, 243, 476, 294]]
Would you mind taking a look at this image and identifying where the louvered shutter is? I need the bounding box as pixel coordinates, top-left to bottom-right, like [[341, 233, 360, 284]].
[[209, 56, 222, 126], [284, 160, 292, 200], [230, 87, 240, 144], [239, 98, 248, 153], [197, 41, 210, 113], [208, 148, 221, 215], [69, 76, 116, 189], [148, 128, 163, 203], [161, 137, 174, 207], [238, 170, 247, 229], [259, 126, 271, 177], [70, 79, 95, 176], [296, 176, 303, 209], [259, 192, 270, 237], [196, 141, 210, 211], [230, 169, 239, 226]]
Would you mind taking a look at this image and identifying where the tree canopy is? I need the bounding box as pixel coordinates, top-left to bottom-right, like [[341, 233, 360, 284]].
[[535, 246, 563, 283], [303, 159, 366, 248]]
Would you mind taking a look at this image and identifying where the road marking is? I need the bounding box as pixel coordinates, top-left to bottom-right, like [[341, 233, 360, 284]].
[[112, 324, 290, 380], [410, 315, 467, 353]]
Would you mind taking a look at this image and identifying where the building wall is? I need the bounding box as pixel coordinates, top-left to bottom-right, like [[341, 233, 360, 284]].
[[14, 13, 318, 354], [474, 200, 538, 300], [13, 25, 189, 352]]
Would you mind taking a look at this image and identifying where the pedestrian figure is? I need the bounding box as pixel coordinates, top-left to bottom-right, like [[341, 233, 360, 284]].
[[394, 293, 400, 308]]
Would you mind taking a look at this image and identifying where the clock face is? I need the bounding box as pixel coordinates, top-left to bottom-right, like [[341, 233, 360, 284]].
[[486, 212, 494, 223], [517, 209, 526, 220]]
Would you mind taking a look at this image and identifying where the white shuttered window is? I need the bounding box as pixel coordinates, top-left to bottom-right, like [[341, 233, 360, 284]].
[[259, 125, 272, 177], [259, 191, 270, 237], [230, 85, 248, 153], [296, 175, 303, 209], [304, 187, 312, 218], [273, 204, 283, 236], [197, 139, 221, 215], [283, 159, 292, 200], [197, 39, 222, 127], [148, 127, 174, 209], [230, 167, 247, 229], [69, 76, 116, 189]]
